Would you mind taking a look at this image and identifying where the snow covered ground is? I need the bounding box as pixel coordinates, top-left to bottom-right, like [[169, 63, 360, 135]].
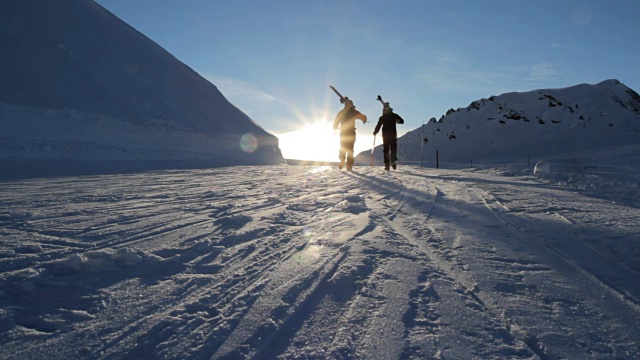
[[1, 164, 639, 359]]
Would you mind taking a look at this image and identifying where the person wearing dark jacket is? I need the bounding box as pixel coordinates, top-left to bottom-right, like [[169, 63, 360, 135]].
[[373, 102, 404, 170], [333, 98, 367, 170]]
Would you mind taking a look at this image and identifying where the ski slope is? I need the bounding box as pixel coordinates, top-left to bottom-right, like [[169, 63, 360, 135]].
[[1, 165, 639, 359]]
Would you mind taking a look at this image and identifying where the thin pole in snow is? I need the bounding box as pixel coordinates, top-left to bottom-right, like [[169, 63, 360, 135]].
[[370, 135, 376, 167], [421, 120, 425, 167]]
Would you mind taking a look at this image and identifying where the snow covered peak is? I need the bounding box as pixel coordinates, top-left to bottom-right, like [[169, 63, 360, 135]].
[[596, 78, 624, 88], [0, 0, 283, 175], [360, 80, 640, 166]]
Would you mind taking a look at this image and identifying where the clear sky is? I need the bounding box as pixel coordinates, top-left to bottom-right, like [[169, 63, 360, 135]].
[[95, 0, 640, 161]]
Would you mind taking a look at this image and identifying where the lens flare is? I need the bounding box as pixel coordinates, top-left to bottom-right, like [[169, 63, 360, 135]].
[[239, 133, 258, 153], [304, 227, 313, 237]]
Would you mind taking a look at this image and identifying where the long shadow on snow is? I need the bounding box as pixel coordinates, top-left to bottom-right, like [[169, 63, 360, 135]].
[[349, 167, 640, 356], [349, 168, 640, 311]]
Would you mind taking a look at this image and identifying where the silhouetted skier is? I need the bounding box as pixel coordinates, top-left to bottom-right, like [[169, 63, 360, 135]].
[[373, 99, 404, 170], [333, 97, 367, 170]]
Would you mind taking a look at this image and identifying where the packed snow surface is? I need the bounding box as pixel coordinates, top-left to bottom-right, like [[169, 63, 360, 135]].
[[1, 165, 639, 359]]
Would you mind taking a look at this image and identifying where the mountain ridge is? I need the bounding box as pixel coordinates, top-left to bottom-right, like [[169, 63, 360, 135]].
[[0, 0, 283, 174], [358, 79, 640, 166]]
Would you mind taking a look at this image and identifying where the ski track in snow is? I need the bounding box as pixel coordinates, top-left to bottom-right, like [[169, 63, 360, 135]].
[[0, 165, 639, 359]]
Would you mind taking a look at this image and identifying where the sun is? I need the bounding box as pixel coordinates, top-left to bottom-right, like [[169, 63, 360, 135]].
[[277, 120, 339, 162], [273, 87, 378, 163], [277, 119, 376, 163]]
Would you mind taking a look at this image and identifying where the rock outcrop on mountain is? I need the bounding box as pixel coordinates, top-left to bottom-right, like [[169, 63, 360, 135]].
[[359, 80, 640, 166]]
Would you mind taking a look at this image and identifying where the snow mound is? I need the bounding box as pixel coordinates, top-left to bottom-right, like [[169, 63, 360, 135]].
[[534, 160, 550, 175], [332, 195, 368, 214], [57, 248, 144, 275]]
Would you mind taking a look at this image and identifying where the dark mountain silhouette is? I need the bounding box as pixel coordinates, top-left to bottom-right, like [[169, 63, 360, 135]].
[[0, 0, 283, 176]]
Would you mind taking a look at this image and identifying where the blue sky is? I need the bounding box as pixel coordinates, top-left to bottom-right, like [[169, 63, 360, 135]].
[[96, 0, 639, 161]]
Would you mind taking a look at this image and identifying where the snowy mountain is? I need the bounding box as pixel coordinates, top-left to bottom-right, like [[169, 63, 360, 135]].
[[359, 79, 640, 166], [0, 0, 283, 175]]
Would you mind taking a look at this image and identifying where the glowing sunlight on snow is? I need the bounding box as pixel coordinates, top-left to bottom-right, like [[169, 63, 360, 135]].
[[277, 120, 338, 162], [277, 119, 375, 162]]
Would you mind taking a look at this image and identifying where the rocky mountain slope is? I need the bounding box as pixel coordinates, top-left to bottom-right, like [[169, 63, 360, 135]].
[[359, 79, 640, 166]]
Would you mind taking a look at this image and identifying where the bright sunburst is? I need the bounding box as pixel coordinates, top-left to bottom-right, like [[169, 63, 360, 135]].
[[277, 119, 376, 163], [276, 91, 376, 163], [277, 119, 339, 162]]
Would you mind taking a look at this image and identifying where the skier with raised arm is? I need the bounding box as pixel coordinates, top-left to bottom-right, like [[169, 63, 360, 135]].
[[332, 89, 367, 171], [373, 96, 404, 170]]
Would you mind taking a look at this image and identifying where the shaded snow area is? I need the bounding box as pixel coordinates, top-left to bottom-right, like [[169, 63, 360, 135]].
[[0, 1, 283, 169], [1, 165, 639, 359], [0, 102, 282, 171]]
